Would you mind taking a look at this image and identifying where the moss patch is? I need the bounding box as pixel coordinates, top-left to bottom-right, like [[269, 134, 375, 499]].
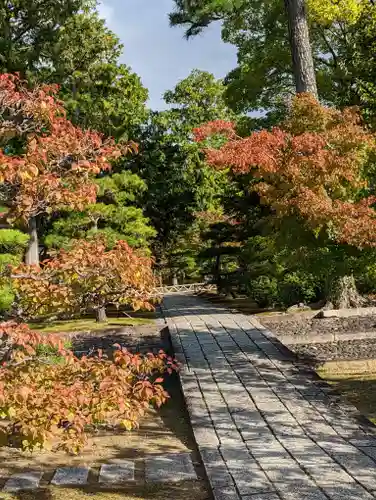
[[318, 362, 376, 425]]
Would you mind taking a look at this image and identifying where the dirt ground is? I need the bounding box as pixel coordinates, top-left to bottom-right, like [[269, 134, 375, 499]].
[[0, 318, 211, 500], [0, 481, 209, 500]]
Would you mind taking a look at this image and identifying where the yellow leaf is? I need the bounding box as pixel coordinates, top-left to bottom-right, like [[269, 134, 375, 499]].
[[120, 419, 133, 431], [8, 407, 16, 418]]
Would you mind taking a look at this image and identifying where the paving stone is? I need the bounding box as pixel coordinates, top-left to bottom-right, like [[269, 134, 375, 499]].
[[145, 453, 197, 483], [276, 486, 329, 500], [242, 495, 280, 500], [3, 471, 43, 492], [199, 446, 234, 487], [331, 451, 376, 490], [99, 461, 135, 483], [358, 445, 376, 461], [193, 425, 220, 446], [51, 467, 89, 485], [320, 482, 375, 500], [228, 460, 273, 495], [163, 295, 376, 500], [213, 486, 241, 500]]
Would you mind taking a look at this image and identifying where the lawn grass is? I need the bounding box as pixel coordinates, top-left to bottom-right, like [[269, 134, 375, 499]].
[[317, 361, 376, 425], [28, 317, 153, 334]]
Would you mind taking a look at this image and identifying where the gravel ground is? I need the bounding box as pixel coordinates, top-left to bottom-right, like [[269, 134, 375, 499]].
[[261, 314, 376, 337], [291, 338, 376, 363], [261, 314, 376, 364]]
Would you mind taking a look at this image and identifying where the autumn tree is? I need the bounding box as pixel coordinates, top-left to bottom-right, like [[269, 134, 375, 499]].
[[195, 94, 376, 307], [12, 238, 156, 322], [0, 74, 125, 265]]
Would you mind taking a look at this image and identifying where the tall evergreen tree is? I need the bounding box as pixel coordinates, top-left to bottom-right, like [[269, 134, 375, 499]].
[[129, 70, 237, 279]]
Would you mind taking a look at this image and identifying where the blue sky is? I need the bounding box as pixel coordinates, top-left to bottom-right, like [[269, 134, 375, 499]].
[[97, 0, 237, 110]]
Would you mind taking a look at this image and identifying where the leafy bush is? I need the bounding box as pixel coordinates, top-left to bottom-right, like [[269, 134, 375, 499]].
[[278, 271, 319, 307], [0, 285, 14, 314], [0, 322, 177, 453], [0, 230, 29, 255], [11, 237, 156, 321], [248, 275, 278, 308], [0, 231, 29, 315]]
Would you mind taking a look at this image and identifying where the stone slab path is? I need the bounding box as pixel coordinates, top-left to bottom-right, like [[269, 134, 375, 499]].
[[0, 453, 197, 492], [162, 295, 376, 500]]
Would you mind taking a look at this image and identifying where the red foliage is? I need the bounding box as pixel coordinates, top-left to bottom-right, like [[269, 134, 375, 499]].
[[0, 73, 63, 141], [0, 322, 177, 453], [0, 74, 134, 222], [196, 94, 376, 249], [193, 120, 236, 143], [11, 238, 156, 320]]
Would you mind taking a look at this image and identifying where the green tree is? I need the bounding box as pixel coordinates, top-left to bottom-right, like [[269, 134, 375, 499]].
[[0, 228, 29, 314], [130, 70, 236, 280], [0, 4, 148, 140], [40, 12, 149, 139], [0, 0, 89, 75], [170, 0, 317, 99], [169, 1, 376, 123], [44, 171, 156, 252]]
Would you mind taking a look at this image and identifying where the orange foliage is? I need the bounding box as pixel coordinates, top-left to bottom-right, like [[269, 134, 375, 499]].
[[0, 74, 134, 222], [11, 238, 156, 320], [0, 322, 177, 453], [195, 94, 376, 249]]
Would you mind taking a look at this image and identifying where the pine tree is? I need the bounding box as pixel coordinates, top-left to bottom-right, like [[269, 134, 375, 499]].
[[44, 171, 156, 251]]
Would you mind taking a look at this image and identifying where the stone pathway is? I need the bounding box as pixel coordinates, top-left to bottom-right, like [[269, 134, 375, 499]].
[[0, 453, 197, 492], [162, 294, 376, 500]]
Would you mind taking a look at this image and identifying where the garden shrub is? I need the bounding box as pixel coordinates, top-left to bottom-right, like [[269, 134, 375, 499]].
[[248, 275, 278, 308], [278, 271, 319, 307], [0, 230, 29, 255], [11, 237, 156, 322], [0, 229, 29, 315], [0, 322, 177, 453]]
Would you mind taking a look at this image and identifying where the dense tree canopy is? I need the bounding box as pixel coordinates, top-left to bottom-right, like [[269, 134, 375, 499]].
[[3, 0, 376, 317], [130, 70, 235, 280], [0, 0, 88, 75], [40, 11, 149, 138], [0, 74, 125, 265], [170, 0, 376, 127], [45, 171, 156, 251]]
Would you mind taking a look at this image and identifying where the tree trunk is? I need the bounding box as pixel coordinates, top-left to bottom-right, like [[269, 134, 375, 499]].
[[72, 80, 80, 123], [96, 306, 107, 323], [328, 275, 366, 309], [214, 253, 223, 293], [25, 216, 39, 266], [284, 0, 318, 97]]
